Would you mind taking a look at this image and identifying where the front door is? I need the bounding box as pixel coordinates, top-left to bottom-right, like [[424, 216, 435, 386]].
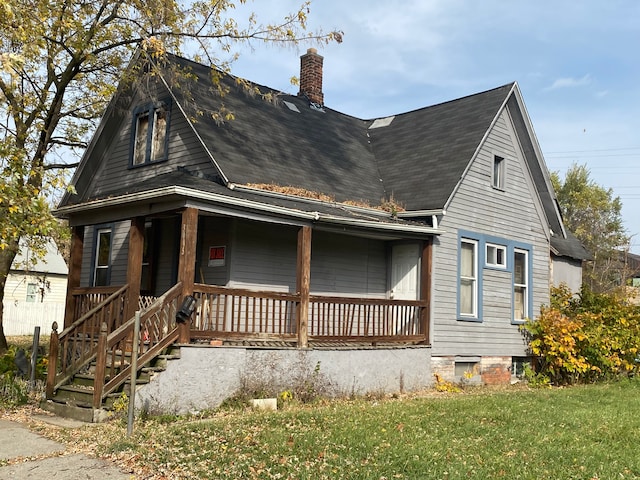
[[390, 243, 419, 300]]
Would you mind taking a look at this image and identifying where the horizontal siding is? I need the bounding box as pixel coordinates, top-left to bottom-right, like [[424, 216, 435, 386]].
[[79, 221, 130, 287], [432, 109, 550, 357], [310, 231, 387, 297], [5, 273, 67, 304], [88, 86, 220, 200], [228, 220, 389, 297], [228, 220, 298, 292]]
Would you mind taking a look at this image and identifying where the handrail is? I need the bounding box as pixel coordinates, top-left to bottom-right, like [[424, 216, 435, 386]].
[[95, 282, 183, 405], [47, 284, 129, 396]]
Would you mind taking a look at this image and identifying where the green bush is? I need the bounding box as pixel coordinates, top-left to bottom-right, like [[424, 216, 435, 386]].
[[522, 285, 640, 385]]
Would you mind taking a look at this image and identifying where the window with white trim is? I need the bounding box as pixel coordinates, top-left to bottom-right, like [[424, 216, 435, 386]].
[[493, 155, 505, 190], [459, 239, 478, 317], [132, 104, 169, 166], [486, 243, 507, 268], [93, 228, 112, 287], [513, 248, 528, 322], [26, 282, 38, 303]]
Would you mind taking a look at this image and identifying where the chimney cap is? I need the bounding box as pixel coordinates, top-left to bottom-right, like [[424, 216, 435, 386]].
[[306, 48, 319, 55]]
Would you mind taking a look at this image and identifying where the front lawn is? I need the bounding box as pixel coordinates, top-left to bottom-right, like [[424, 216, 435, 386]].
[[31, 380, 640, 479]]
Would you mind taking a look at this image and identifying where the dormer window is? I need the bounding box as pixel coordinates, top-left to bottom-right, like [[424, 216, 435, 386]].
[[131, 102, 170, 166]]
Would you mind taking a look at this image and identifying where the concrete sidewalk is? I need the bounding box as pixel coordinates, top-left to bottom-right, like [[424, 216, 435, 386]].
[[0, 417, 132, 479]]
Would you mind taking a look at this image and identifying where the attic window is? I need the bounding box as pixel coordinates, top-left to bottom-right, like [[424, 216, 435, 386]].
[[369, 116, 395, 129], [492, 155, 505, 190], [130, 101, 170, 167]]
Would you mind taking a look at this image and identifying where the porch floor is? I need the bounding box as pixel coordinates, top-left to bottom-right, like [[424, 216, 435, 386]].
[[187, 338, 430, 350]]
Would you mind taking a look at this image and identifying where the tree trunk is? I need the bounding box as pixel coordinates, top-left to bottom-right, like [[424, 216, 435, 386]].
[[0, 239, 20, 353]]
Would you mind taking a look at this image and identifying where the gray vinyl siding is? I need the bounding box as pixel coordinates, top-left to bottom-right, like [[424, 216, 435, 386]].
[[79, 221, 130, 287], [228, 220, 298, 292], [197, 217, 231, 286], [86, 86, 220, 201], [309, 231, 387, 297], [227, 220, 389, 297], [431, 109, 550, 357]]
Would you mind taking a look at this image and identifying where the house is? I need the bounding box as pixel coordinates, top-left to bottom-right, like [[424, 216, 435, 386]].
[[45, 48, 580, 417], [550, 231, 591, 293], [4, 239, 68, 336]]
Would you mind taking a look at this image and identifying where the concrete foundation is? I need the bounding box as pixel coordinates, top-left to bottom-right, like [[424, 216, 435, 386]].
[[135, 345, 432, 415]]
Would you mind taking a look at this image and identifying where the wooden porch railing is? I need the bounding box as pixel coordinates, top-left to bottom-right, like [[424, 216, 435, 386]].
[[191, 284, 299, 340], [94, 282, 182, 407], [46, 285, 129, 398], [190, 284, 428, 343], [309, 295, 427, 341]]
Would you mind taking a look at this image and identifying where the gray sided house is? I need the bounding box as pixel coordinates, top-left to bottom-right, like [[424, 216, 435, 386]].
[[45, 49, 583, 418]]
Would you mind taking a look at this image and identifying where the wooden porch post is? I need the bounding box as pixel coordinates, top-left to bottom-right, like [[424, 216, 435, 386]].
[[63, 226, 84, 329], [177, 207, 198, 343], [296, 226, 312, 348], [420, 238, 433, 344], [125, 217, 145, 322]]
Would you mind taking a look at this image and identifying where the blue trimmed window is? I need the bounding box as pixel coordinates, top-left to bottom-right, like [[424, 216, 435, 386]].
[[130, 101, 170, 167], [457, 230, 533, 323], [459, 238, 479, 319], [92, 226, 113, 286]]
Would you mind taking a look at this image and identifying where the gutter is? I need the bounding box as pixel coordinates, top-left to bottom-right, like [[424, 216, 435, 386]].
[[55, 185, 442, 236]]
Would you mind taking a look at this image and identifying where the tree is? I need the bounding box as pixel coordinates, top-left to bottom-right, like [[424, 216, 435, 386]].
[[551, 163, 630, 292], [0, 0, 342, 352]]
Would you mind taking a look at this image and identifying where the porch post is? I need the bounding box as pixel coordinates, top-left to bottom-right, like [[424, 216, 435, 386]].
[[296, 226, 312, 348], [177, 207, 198, 343], [63, 226, 84, 329], [125, 216, 145, 322], [420, 238, 433, 344]]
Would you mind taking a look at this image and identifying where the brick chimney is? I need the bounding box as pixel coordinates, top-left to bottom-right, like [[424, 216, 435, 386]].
[[298, 48, 324, 105]]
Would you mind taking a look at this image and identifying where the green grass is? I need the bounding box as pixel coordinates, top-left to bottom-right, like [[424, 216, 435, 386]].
[[45, 380, 640, 479]]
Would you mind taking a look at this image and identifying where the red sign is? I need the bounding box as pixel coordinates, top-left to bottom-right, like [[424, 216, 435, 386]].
[[208, 246, 226, 266]]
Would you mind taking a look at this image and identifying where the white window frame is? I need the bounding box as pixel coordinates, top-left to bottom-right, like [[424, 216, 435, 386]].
[[459, 238, 478, 318], [492, 155, 505, 190], [26, 282, 38, 303], [486, 243, 507, 269], [513, 248, 529, 322], [93, 228, 112, 287]]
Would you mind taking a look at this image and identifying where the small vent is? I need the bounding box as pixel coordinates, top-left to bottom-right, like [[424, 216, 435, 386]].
[[369, 116, 395, 129], [283, 101, 300, 113]]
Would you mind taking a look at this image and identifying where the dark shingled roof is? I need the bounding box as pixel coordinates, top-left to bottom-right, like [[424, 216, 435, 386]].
[[170, 55, 513, 211], [551, 231, 592, 261]]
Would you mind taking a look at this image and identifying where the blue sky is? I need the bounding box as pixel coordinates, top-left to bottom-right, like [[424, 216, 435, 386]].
[[226, 1, 640, 251]]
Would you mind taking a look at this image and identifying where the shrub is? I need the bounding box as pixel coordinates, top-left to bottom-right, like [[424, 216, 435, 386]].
[[523, 285, 640, 384]]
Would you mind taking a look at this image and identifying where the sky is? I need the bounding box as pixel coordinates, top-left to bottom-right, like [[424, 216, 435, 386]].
[[223, 1, 640, 251]]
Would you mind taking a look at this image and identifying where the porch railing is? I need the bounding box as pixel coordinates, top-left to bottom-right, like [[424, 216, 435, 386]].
[[191, 284, 428, 343], [191, 284, 299, 340], [46, 284, 129, 398], [309, 295, 427, 341], [94, 282, 182, 407]]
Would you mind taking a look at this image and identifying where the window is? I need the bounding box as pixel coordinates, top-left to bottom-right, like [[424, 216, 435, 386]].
[[513, 248, 528, 322], [131, 103, 169, 166], [459, 239, 478, 317], [493, 155, 505, 189], [93, 228, 112, 286], [486, 243, 507, 268], [26, 283, 38, 303]]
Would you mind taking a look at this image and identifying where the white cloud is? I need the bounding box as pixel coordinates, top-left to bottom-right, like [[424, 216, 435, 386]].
[[546, 74, 592, 90]]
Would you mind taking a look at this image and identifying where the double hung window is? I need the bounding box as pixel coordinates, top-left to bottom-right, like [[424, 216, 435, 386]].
[[131, 103, 169, 166], [93, 228, 112, 287], [459, 239, 478, 318]]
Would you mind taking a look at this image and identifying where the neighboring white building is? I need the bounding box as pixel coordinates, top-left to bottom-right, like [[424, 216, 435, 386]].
[[4, 240, 68, 336]]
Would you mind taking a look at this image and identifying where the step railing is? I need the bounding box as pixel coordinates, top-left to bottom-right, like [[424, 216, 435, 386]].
[[93, 282, 183, 407], [46, 284, 129, 398]]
